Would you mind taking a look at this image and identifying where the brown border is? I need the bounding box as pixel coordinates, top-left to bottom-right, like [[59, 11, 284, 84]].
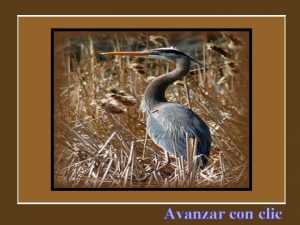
[[18, 16, 284, 203]]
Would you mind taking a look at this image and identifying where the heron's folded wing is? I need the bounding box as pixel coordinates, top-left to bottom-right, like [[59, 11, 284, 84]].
[[148, 103, 211, 157]]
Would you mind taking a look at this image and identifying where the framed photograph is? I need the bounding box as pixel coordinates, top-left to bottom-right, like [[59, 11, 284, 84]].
[[52, 28, 251, 190]]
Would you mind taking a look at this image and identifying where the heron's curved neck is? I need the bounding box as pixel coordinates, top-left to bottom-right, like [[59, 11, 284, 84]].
[[143, 58, 190, 112]]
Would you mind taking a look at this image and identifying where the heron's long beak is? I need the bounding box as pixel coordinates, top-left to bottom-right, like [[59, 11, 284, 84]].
[[100, 51, 150, 56]]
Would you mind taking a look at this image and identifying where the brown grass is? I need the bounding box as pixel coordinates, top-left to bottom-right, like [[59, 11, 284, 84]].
[[53, 31, 249, 188]]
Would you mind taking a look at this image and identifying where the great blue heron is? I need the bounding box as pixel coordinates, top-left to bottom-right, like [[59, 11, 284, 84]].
[[102, 47, 211, 169]]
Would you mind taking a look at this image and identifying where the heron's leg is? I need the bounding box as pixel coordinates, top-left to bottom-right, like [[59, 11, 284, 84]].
[[157, 150, 170, 171], [159, 140, 177, 169], [164, 150, 170, 165]]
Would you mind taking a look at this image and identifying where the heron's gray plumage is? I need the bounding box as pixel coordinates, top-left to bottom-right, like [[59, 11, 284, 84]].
[[146, 103, 211, 159]]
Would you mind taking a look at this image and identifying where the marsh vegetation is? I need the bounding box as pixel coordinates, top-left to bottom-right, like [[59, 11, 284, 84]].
[[53, 31, 249, 188]]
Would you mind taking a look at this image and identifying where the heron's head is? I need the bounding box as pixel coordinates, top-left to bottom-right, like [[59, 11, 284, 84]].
[[101, 47, 202, 66], [145, 47, 200, 64]]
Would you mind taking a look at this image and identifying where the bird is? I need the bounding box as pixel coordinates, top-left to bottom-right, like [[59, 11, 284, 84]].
[[101, 47, 211, 169]]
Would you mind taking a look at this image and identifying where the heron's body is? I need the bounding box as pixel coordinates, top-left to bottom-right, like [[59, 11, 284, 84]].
[[146, 103, 211, 163], [102, 47, 211, 168]]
